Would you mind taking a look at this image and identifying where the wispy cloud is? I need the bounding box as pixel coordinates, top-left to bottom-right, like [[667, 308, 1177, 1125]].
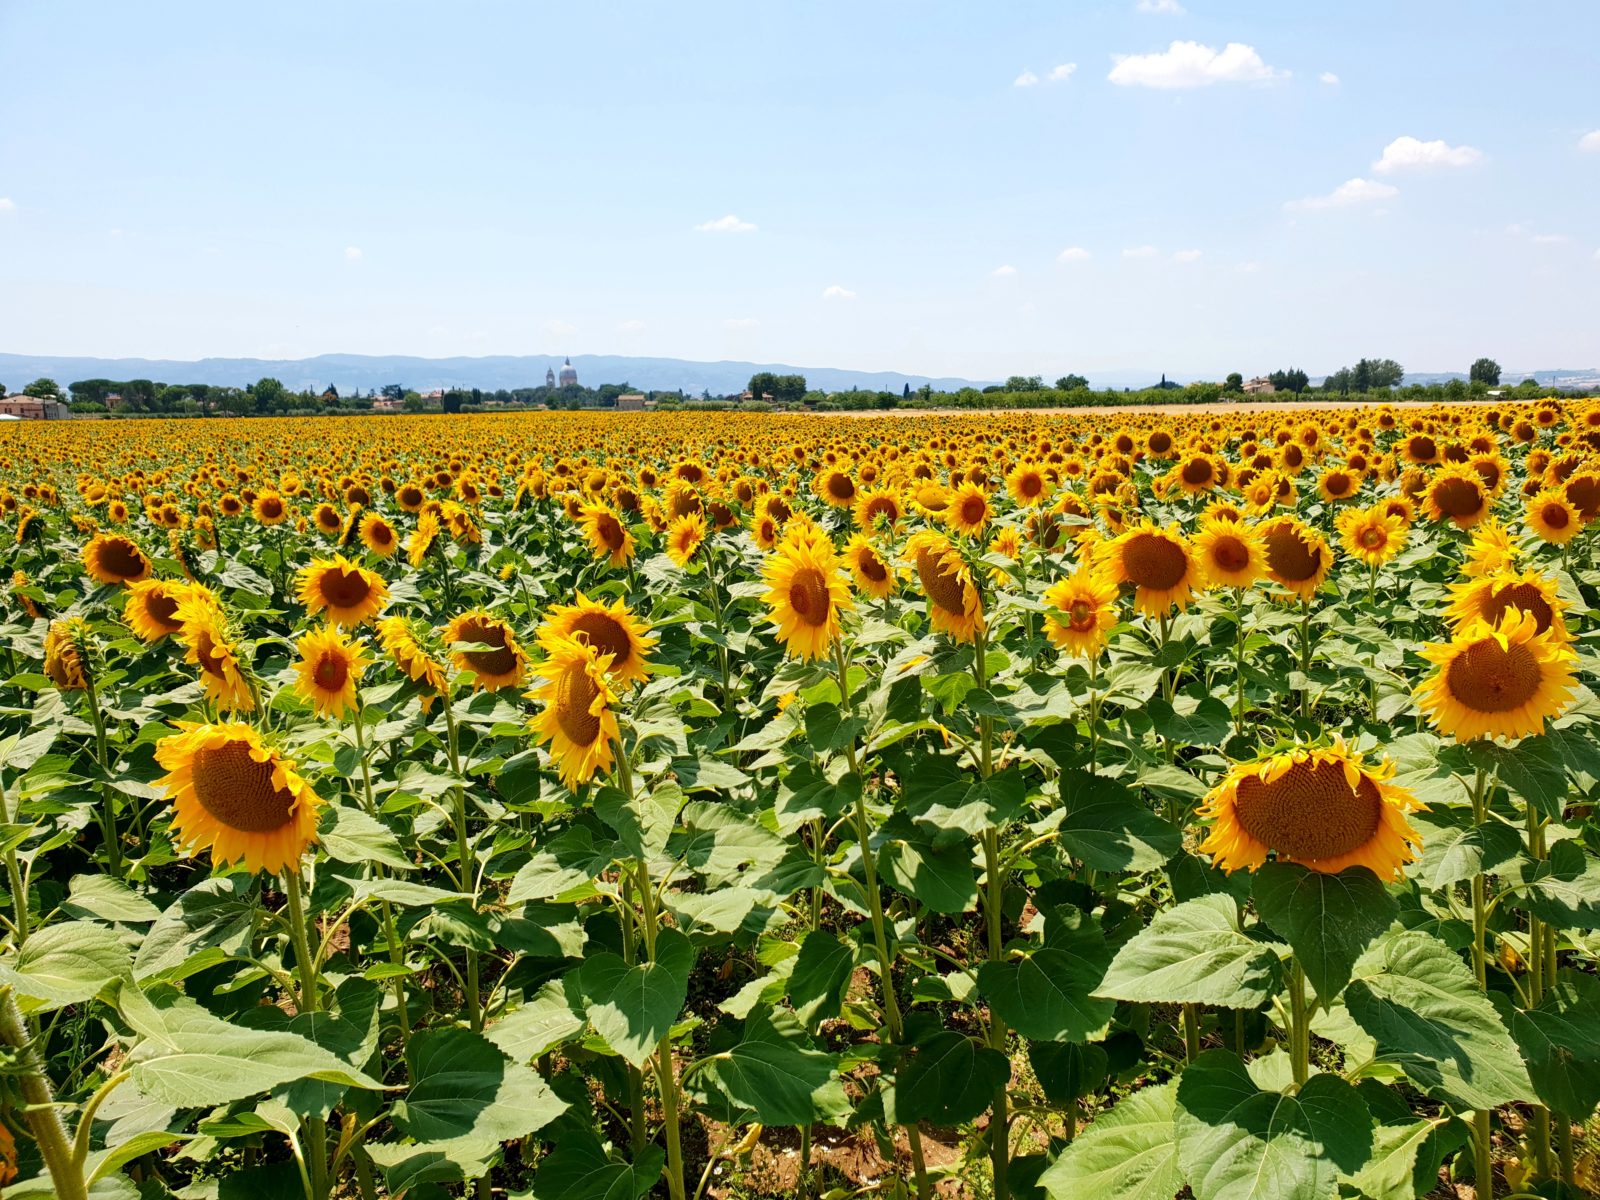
[[1122, 244, 1159, 258], [1580, 130, 1600, 152], [1286, 177, 1398, 211], [1320, 71, 1340, 85], [1109, 41, 1286, 88], [0, 198, 15, 213], [1136, 0, 1185, 13], [822, 284, 857, 300], [1049, 63, 1078, 82], [991, 264, 1018, 277], [344, 246, 363, 262], [1057, 246, 1091, 263], [1013, 69, 1040, 88], [1373, 135, 1483, 173], [695, 214, 757, 234], [1172, 248, 1202, 262], [723, 317, 759, 331]]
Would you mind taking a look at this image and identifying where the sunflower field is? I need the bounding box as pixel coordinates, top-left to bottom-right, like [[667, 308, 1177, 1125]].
[[2, 402, 1600, 1200]]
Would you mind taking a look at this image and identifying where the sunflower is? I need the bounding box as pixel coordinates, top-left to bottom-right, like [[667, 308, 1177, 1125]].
[[527, 634, 621, 790], [293, 624, 369, 720], [175, 602, 255, 712], [579, 503, 636, 568], [154, 722, 322, 875], [903, 530, 984, 641], [750, 511, 780, 551], [1174, 453, 1220, 495], [943, 482, 993, 538], [445, 610, 528, 691], [1097, 521, 1200, 615], [43, 619, 89, 691], [814, 467, 858, 509], [1005, 462, 1054, 508], [1259, 516, 1332, 601], [665, 511, 707, 566], [1416, 609, 1577, 741], [1424, 466, 1491, 529], [378, 615, 448, 708], [297, 554, 389, 627], [1462, 519, 1521, 578], [1192, 517, 1266, 589], [1525, 490, 1582, 545], [1041, 566, 1119, 658], [537, 592, 655, 685], [10, 569, 41, 620], [843, 533, 897, 600], [124, 579, 189, 642], [853, 486, 904, 534], [82, 533, 153, 586], [252, 490, 288, 526], [760, 536, 853, 661], [1444, 569, 1569, 643], [1335, 506, 1407, 567], [407, 508, 441, 567], [359, 513, 400, 558], [1197, 741, 1422, 880]]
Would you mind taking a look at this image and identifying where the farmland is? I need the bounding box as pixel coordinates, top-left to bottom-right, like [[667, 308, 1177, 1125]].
[[1, 403, 1598, 1200]]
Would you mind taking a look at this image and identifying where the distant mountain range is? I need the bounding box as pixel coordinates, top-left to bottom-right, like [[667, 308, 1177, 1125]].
[[0, 352, 994, 397]]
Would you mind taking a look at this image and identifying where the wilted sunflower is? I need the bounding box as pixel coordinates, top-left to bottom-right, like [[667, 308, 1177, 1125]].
[[1415, 609, 1577, 741], [842, 533, 897, 600], [665, 511, 707, 566], [943, 481, 993, 539], [537, 592, 655, 685], [378, 616, 447, 709], [445, 610, 528, 691], [297, 554, 388, 627], [1335, 506, 1407, 567], [407, 508, 442, 567], [1259, 516, 1332, 601], [124, 578, 189, 642], [1192, 517, 1266, 589], [1444, 569, 1569, 642], [760, 536, 853, 661], [293, 624, 369, 720], [175, 599, 255, 712], [154, 722, 322, 875], [1041, 566, 1119, 658], [43, 619, 89, 691], [1197, 741, 1422, 880], [1524, 490, 1582, 545], [903, 530, 984, 641], [1098, 521, 1200, 615], [1461, 519, 1521, 578], [82, 532, 153, 586], [527, 634, 621, 790], [579, 503, 636, 568], [1424, 465, 1491, 529], [359, 513, 400, 559]]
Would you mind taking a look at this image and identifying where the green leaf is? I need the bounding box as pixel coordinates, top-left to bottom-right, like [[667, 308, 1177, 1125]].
[[894, 1031, 1010, 1125], [594, 780, 683, 862], [1095, 895, 1278, 1009], [319, 803, 412, 872], [1410, 811, 1522, 891], [1056, 786, 1182, 874], [1038, 1080, 1182, 1200], [978, 908, 1114, 1043], [1251, 864, 1397, 1002], [786, 931, 855, 1032], [1344, 930, 1533, 1109], [83, 1131, 189, 1185], [1029, 1041, 1107, 1106], [507, 827, 611, 903], [390, 1026, 566, 1143], [903, 764, 1028, 844], [63, 874, 162, 924], [773, 763, 855, 837], [1148, 695, 1232, 747], [697, 1006, 851, 1127], [1502, 971, 1600, 1120], [134, 876, 257, 982], [579, 928, 694, 1066], [1513, 839, 1600, 930], [1347, 1118, 1449, 1200], [487, 975, 586, 1063], [0, 919, 131, 1012], [670, 802, 788, 886], [877, 829, 978, 913], [366, 1136, 500, 1192], [530, 1140, 666, 1200], [1175, 1050, 1372, 1200], [1465, 737, 1567, 820]]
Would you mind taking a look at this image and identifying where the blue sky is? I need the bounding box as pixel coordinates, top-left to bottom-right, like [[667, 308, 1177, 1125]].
[[2, 1, 1597, 382]]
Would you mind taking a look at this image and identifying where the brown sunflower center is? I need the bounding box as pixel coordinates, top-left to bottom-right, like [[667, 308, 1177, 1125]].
[[1409, 436, 1436, 460], [826, 474, 856, 501], [1181, 459, 1213, 486], [313, 652, 348, 692], [259, 497, 284, 519], [1264, 525, 1322, 582], [1232, 758, 1382, 862], [146, 592, 183, 631], [569, 611, 634, 666], [190, 739, 297, 832], [1149, 433, 1172, 454], [915, 546, 969, 616], [368, 522, 394, 546], [1479, 583, 1554, 634], [318, 567, 372, 611], [863, 496, 899, 524], [1565, 477, 1600, 519], [959, 496, 987, 526], [1445, 637, 1544, 713], [1017, 473, 1043, 498], [193, 629, 230, 679], [595, 514, 626, 550], [1068, 599, 1095, 631], [1209, 535, 1251, 573], [787, 566, 833, 627], [99, 538, 146, 579], [1432, 477, 1484, 518], [1325, 473, 1352, 496], [1120, 532, 1188, 591], [458, 619, 516, 678], [554, 662, 603, 746], [1540, 503, 1570, 530], [856, 550, 888, 583]]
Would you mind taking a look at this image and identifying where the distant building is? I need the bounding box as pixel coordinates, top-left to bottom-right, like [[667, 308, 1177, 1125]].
[[1242, 377, 1276, 395], [615, 393, 647, 411], [0, 396, 67, 419], [558, 358, 578, 388], [372, 398, 405, 412], [545, 367, 556, 388]]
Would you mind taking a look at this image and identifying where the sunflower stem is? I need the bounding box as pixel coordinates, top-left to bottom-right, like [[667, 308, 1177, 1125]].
[[1288, 960, 1310, 1087], [1233, 586, 1248, 739], [80, 664, 124, 878], [0, 985, 88, 1200], [283, 871, 331, 1200], [351, 709, 409, 1054], [439, 686, 482, 1031], [1467, 765, 1494, 1200]]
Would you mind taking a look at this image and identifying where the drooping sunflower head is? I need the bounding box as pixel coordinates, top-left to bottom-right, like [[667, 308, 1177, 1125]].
[[293, 624, 369, 720], [903, 530, 984, 641], [580, 504, 636, 568], [1416, 608, 1577, 741], [444, 609, 528, 691], [527, 634, 621, 790], [1198, 741, 1423, 880], [359, 512, 400, 559], [82, 532, 153, 586], [665, 511, 708, 567], [154, 722, 322, 875], [1192, 517, 1266, 590], [537, 592, 655, 685], [297, 554, 388, 627], [760, 535, 854, 661], [1259, 516, 1332, 602], [1041, 565, 1119, 659], [1525, 490, 1582, 545], [1335, 505, 1407, 568], [842, 533, 897, 600], [124, 578, 189, 642], [175, 599, 255, 712], [377, 615, 447, 708], [43, 619, 90, 691], [1445, 568, 1569, 644], [1097, 520, 1200, 615]]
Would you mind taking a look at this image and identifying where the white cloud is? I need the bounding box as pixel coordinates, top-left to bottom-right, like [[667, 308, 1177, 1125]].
[[1014, 69, 1040, 88], [723, 317, 759, 331], [344, 246, 362, 262], [1236, 260, 1263, 274], [618, 319, 646, 334], [1373, 135, 1483, 173], [822, 284, 857, 300], [991, 264, 1018, 277], [1286, 177, 1398, 211], [1050, 63, 1078, 82], [1109, 41, 1287, 89], [1172, 248, 1202, 262], [1123, 244, 1159, 258], [695, 214, 757, 234], [0, 197, 15, 213], [1580, 130, 1600, 152], [1137, 0, 1186, 13], [1057, 246, 1092, 263], [546, 319, 577, 338], [1320, 71, 1340, 85], [1532, 233, 1570, 245]]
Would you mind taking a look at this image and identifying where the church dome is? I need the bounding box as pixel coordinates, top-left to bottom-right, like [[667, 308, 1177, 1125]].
[[558, 357, 578, 387]]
